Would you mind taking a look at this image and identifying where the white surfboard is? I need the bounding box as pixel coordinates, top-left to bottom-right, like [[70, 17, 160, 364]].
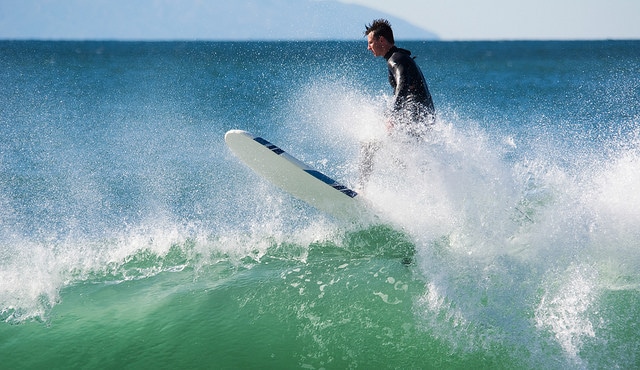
[[225, 130, 370, 221]]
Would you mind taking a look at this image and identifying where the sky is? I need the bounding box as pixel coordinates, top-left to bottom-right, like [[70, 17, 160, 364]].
[[339, 0, 640, 40], [1, 0, 639, 41], [0, 0, 436, 41]]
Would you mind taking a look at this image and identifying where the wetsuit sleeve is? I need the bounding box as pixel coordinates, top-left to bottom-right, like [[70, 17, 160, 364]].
[[389, 59, 411, 113]]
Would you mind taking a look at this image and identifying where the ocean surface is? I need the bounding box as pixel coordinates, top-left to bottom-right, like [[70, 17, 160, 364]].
[[1, 40, 639, 369]]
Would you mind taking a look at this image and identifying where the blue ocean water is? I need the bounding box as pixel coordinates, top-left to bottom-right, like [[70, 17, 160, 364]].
[[1, 40, 639, 369]]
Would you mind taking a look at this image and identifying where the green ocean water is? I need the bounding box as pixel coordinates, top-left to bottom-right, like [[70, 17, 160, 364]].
[[1, 40, 639, 368]]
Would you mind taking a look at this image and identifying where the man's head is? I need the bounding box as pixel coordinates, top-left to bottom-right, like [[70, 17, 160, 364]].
[[365, 19, 395, 57]]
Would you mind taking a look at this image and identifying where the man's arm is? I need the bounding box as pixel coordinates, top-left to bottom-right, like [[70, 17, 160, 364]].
[[390, 59, 410, 113]]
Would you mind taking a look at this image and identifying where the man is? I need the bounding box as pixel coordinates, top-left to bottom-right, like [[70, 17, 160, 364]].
[[358, 19, 436, 188], [365, 19, 435, 137]]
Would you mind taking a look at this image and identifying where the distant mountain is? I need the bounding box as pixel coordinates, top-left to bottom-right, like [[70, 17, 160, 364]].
[[0, 0, 438, 41]]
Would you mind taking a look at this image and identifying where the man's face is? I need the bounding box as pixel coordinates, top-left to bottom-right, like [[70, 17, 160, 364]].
[[367, 33, 387, 57]]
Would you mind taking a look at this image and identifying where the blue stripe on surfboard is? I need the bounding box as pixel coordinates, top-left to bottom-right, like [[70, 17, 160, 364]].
[[304, 170, 358, 198], [254, 137, 284, 155]]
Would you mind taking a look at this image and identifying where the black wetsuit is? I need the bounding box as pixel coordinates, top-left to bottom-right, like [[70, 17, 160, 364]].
[[385, 46, 435, 134]]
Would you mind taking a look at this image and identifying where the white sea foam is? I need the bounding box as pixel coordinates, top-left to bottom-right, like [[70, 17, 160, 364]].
[[282, 78, 640, 364]]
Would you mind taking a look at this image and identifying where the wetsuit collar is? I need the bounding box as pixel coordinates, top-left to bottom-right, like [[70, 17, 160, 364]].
[[384, 46, 398, 60], [384, 46, 412, 60]]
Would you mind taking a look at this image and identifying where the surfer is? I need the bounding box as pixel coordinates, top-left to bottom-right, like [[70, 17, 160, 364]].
[[365, 18, 436, 137], [358, 19, 436, 189]]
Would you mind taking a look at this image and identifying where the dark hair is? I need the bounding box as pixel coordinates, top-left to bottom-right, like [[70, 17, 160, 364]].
[[364, 19, 395, 44]]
